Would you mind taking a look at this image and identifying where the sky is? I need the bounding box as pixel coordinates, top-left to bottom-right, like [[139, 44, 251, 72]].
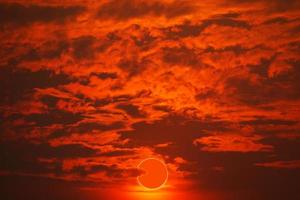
[[0, 0, 300, 199]]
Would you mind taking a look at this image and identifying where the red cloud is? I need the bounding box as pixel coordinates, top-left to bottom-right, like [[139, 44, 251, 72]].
[[193, 134, 273, 153]]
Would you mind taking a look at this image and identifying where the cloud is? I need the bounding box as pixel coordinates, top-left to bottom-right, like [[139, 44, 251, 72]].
[[117, 56, 150, 76], [193, 134, 273, 153], [163, 16, 251, 39], [0, 175, 93, 200], [73, 121, 124, 134], [71, 36, 97, 60], [0, 67, 72, 105], [49, 121, 124, 138], [255, 160, 300, 169], [240, 118, 298, 126], [116, 103, 146, 118], [195, 88, 217, 101], [91, 72, 118, 80], [71, 164, 141, 178], [0, 141, 98, 160], [0, 0, 300, 198], [0, 139, 139, 178], [120, 114, 230, 147], [225, 0, 300, 12], [262, 17, 290, 25], [224, 60, 300, 106], [24, 110, 84, 127], [261, 137, 300, 161], [162, 46, 202, 67], [0, 140, 99, 177], [202, 17, 251, 29], [97, 0, 195, 20], [0, 3, 85, 26], [12, 40, 69, 63]]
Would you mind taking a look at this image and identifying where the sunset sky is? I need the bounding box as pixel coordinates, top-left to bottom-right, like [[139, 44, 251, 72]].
[[0, 0, 300, 199]]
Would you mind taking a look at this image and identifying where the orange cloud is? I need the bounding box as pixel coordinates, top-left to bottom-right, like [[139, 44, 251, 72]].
[[1, 0, 300, 199], [255, 160, 300, 169], [193, 134, 273, 152]]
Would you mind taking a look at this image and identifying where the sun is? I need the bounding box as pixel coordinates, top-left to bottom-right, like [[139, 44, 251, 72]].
[[137, 158, 168, 190]]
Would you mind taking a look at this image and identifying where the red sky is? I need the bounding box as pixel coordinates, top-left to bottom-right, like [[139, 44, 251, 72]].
[[0, 0, 300, 199]]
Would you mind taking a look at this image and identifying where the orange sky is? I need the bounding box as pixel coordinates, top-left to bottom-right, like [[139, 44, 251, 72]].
[[0, 0, 300, 199]]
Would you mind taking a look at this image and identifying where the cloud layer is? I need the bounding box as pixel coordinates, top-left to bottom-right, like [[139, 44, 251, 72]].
[[0, 0, 300, 199]]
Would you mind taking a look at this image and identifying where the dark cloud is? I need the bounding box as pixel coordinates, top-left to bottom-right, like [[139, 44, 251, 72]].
[[156, 136, 299, 200], [116, 103, 146, 118], [41, 41, 70, 59], [0, 67, 72, 105], [224, 0, 300, 12], [72, 36, 96, 60], [227, 59, 300, 105], [195, 88, 217, 101], [49, 121, 124, 138], [0, 140, 139, 186], [249, 56, 275, 77], [163, 17, 251, 39], [240, 118, 298, 126], [118, 57, 151, 76], [0, 140, 98, 177], [287, 40, 300, 52], [24, 110, 84, 127], [261, 137, 300, 161], [270, 0, 300, 11], [163, 21, 205, 39], [129, 25, 157, 48], [99, 150, 135, 157], [163, 137, 299, 200], [162, 46, 203, 67], [91, 72, 118, 80], [79, 71, 119, 85], [118, 113, 299, 199], [97, 0, 195, 20], [94, 94, 134, 107], [71, 164, 141, 178], [203, 44, 264, 56], [1, 109, 85, 139], [0, 0, 299, 198], [1, 40, 69, 68], [262, 17, 290, 25], [213, 12, 241, 19], [0, 3, 85, 26], [290, 25, 300, 35], [257, 159, 300, 169], [225, 59, 300, 106], [203, 17, 251, 29], [197, 162, 300, 200], [0, 141, 98, 160], [13, 41, 69, 63], [226, 77, 271, 105], [120, 114, 230, 147], [41, 95, 60, 109], [152, 105, 173, 112], [0, 175, 97, 200], [5, 35, 114, 65], [75, 121, 124, 133], [0, 150, 63, 175]]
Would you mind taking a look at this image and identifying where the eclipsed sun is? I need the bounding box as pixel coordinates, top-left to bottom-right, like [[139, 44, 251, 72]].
[[137, 158, 168, 190]]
